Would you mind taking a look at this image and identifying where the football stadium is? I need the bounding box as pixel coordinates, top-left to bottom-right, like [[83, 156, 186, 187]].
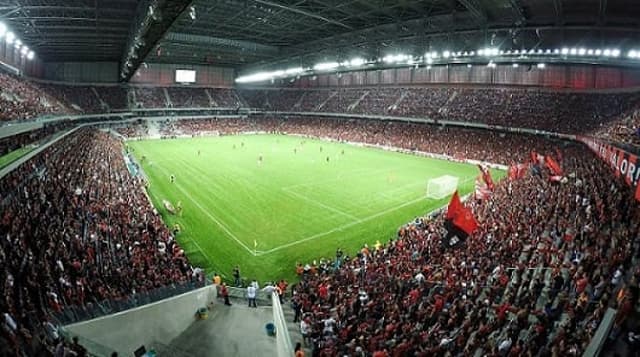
[[2, 1, 640, 357]]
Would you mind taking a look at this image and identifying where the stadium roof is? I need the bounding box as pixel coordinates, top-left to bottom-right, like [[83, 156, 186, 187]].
[[4, 1, 640, 76], [1, 0, 140, 62]]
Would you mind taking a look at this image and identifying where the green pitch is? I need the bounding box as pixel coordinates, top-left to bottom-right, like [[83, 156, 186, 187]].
[[128, 134, 503, 283]]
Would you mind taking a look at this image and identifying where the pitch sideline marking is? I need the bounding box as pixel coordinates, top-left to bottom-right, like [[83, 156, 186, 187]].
[[281, 187, 362, 221], [152, 164, 257, 256], [258, 176, 476, 256], [145, 187, 219, 265]]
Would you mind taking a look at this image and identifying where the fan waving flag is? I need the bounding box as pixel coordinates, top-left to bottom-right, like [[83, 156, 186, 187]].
[[477, 165, 495, 191], [452, 206, 479, 235], [475, 176, 491, 200], [446, 190, 463, 220], [443, 191, 480, 248], [544, 155, 563, 176]]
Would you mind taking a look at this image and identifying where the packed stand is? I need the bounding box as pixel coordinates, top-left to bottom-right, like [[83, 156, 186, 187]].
[[0, 122, 73, 158], [0, 128, 201, 356], [93, 86, 129, 112], [591, 100, 640, 151], [238, 87, 640, 135], [160, 115, 553, 165], [113, 120, 149, 138], [133, 87, 168, 108], [209, 88, 244, 108], [0, 72, 74, 121], [353, 88, 404, 115], [167, 87, 211, 108], [292, 144, 640, 356], [239, 89, 305, 111], [40, 84, 104, 114]]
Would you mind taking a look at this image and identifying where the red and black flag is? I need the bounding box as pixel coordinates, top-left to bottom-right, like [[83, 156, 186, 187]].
[[443, 191, 479, 248]]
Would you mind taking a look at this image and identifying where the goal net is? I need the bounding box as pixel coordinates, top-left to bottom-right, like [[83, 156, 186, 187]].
[[426, 175, 459, 199]]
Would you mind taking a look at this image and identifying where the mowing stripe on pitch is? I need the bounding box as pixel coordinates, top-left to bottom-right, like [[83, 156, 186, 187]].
[[153, 164, 256, 255], [281, 187, 361, 221], [259, 176, 475, 256]]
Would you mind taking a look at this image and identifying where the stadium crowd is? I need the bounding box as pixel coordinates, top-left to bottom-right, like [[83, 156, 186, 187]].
[[240, 87, 640, 138], [291, 144, 640, 356], [0, 128, 201, 356], [0, 71, 74, 120], [154, 115, 554, 165]]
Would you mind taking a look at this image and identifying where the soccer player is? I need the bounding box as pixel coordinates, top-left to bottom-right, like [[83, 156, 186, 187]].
[[320, 146, 323, 152], [197, 150, 201, 156], [326, 156, 330, 162], [294, 148, 297, 154], [170, 174, 175, 183], [341, 149, 344, 155], [176, 201, 183, 216], [258, 154, 263, 164]]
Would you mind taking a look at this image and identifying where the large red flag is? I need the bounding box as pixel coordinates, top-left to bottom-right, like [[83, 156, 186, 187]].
[[446, 190, 462, 220], [452, 206, 479, 235], [544, 155, 563, 176]]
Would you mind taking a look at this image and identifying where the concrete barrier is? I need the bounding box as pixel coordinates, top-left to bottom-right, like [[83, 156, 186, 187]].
[[64, 285, 217, 356]]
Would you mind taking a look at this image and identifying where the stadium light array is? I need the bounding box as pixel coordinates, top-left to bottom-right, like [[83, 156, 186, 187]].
[[0, 22, 36, 60], [236, 44, 640, 83], [313, 62, 339, 71]]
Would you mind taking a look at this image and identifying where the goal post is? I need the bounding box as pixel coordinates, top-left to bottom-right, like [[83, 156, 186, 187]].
[[426, 175, 459, 199]]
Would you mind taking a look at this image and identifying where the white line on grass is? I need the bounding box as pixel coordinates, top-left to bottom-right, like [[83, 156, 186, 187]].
[[152, 165, 256, 256], [256, 195, 426, 256], [258, 176, 476, 256], [281, 187, 361, 221], [145, 188, 219, 266]]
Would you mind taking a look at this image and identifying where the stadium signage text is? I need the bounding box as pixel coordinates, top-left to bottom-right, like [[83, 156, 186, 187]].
[[580, 136, 640, 201]]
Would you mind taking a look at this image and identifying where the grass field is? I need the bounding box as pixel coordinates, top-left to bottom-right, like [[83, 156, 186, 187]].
[[128, 134, 504, 283], [0, 147, 33, 170]]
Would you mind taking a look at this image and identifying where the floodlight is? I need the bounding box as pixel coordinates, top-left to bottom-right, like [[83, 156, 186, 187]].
[[595, 49, 602, 56], [611, 49, 620, 57], [561, 48, 569, 55], [0, 23, 6, 37], [587, 49, 594, 55], [442, 50, 450, 58], [426, 57, 433, 64], [537, 49, 543, 54], [505, 50, 512, 55], [514, 50, 519, 54], [570, 48, 577, 55], [545, 49, 551, 54], [6, 32, 15, 44], [313, 62, 339, 71], [578, 48, 586, 56], [467, 64, 472, 68], [20, 46, 28, 55], [426, 65, 431, 70], [629, 50, 637, 59], [554, 49, 560, 54], [477, 49, 485, 56], [27, 51, 34, 60], [469, 51, 475, 56], [349, 58, 365, 66], [537, 63, 545, 69], [603, 49, 611, 56], [499, 50, 505, 55], [512, 63, 519, 68]]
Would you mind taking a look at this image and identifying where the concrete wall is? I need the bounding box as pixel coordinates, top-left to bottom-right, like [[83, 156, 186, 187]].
[[43, 62, 119, 83], [65, 285, 217, 356]]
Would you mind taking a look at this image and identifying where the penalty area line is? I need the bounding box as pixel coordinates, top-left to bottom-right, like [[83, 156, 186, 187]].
[[258, 175, 477, 256]]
